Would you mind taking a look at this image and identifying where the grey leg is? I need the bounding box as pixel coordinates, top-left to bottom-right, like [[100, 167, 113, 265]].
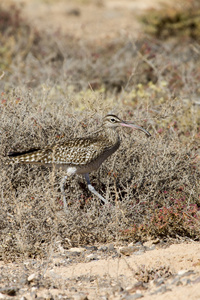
[[84, 173, 108, 204], [60, 175, 68, 212]]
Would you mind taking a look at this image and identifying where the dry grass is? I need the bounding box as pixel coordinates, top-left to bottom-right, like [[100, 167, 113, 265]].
[[0, 1, 200, 261]]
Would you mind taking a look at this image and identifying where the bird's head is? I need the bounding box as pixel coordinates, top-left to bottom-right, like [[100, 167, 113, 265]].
[[102, 114, 151, 137]]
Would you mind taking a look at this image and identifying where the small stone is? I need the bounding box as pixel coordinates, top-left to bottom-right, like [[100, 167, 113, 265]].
[[112, 253, 121, 258], [143, 239, 160, 248], [98, 245, 108, 252], [177, 270, 188, 276], [153, 285, 171, 295], [86, 254, 98, 261], [66, 251, 82, 258], [73, 292, 88, 300], [126, 281, 147, 293], [135, 242, 143, 246], [111, 285, 123, 294], [124, 293, 144, 300], [119, 246, 136, 256], [84, 246, 98, 251], [133, 250, 145, 255], [145, 244, 156, 251], [177, 270, 194, 277], [28, 273, 37, 282], [192, 276, 200, 284], [182, 278, 192, 285], [108, 244, 115, 251], [154, 278, 165, 287], [68, 247, 86, 253], [175, 280, 183, 286], [171, 276, 179, 285]]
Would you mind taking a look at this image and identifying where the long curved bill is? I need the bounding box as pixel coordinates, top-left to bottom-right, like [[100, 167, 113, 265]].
[[120, 121, 151, 137]]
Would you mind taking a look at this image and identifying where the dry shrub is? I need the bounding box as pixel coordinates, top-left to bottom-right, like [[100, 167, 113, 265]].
[[0, 86, 199, 261], [140, 0, 200, 40]]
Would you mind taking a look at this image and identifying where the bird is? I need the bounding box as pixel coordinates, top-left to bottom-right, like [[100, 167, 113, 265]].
[[8, 114, 151, 211]]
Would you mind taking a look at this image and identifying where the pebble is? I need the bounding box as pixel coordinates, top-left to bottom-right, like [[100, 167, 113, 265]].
[[119, 243, 147, 256], [68, 248, 86, 253], [84, 246, 98, 251], [182, 278, 191, 285], [72, 292, 88, 300], [27, 273, 37, 282], [86, 254, 99, 261], [133, 250, 145, 256], [192, 276, 200, 284], [123, 293, 144, 300], [177, 270, 194, 277], [126, 281, 147, 293], [154, 278, 165, 287], [66, 251, 82, 258], [175, 280, 183, 286], [119, 246, 139, 256], [171, 277, 180, 285], [143, 239, 160, 248], [152, 285, 171, 295], [135, 242, 143, 246], [112, 253, 121, 258], [98, 245, 108, 252], [146, 245, 156, 251], [108, 244, 115, 251]]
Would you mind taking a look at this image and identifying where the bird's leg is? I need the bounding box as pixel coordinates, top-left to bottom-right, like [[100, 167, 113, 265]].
[[84, 173, 108, 204], [60, 175, 68, 212]]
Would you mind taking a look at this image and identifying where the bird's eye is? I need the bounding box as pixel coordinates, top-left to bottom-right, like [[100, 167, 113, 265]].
[[110, 118, 116, 123]]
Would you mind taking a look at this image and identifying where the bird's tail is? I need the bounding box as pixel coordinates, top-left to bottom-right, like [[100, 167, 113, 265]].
[[8, 148, 52, 164]]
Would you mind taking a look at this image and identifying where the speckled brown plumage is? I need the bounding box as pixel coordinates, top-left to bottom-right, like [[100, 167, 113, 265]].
[[8, 114, 151, 211]]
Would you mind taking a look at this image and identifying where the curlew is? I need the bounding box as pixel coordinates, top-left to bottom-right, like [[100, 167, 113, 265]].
[[8, 114, 151, 211]]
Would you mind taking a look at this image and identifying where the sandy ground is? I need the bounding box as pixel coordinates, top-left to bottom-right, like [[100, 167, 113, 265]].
[[12, 0, 173, 41], [1, 0, 200, 299], [45, 242, 200, 300], [0, 241, 200, 299]]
